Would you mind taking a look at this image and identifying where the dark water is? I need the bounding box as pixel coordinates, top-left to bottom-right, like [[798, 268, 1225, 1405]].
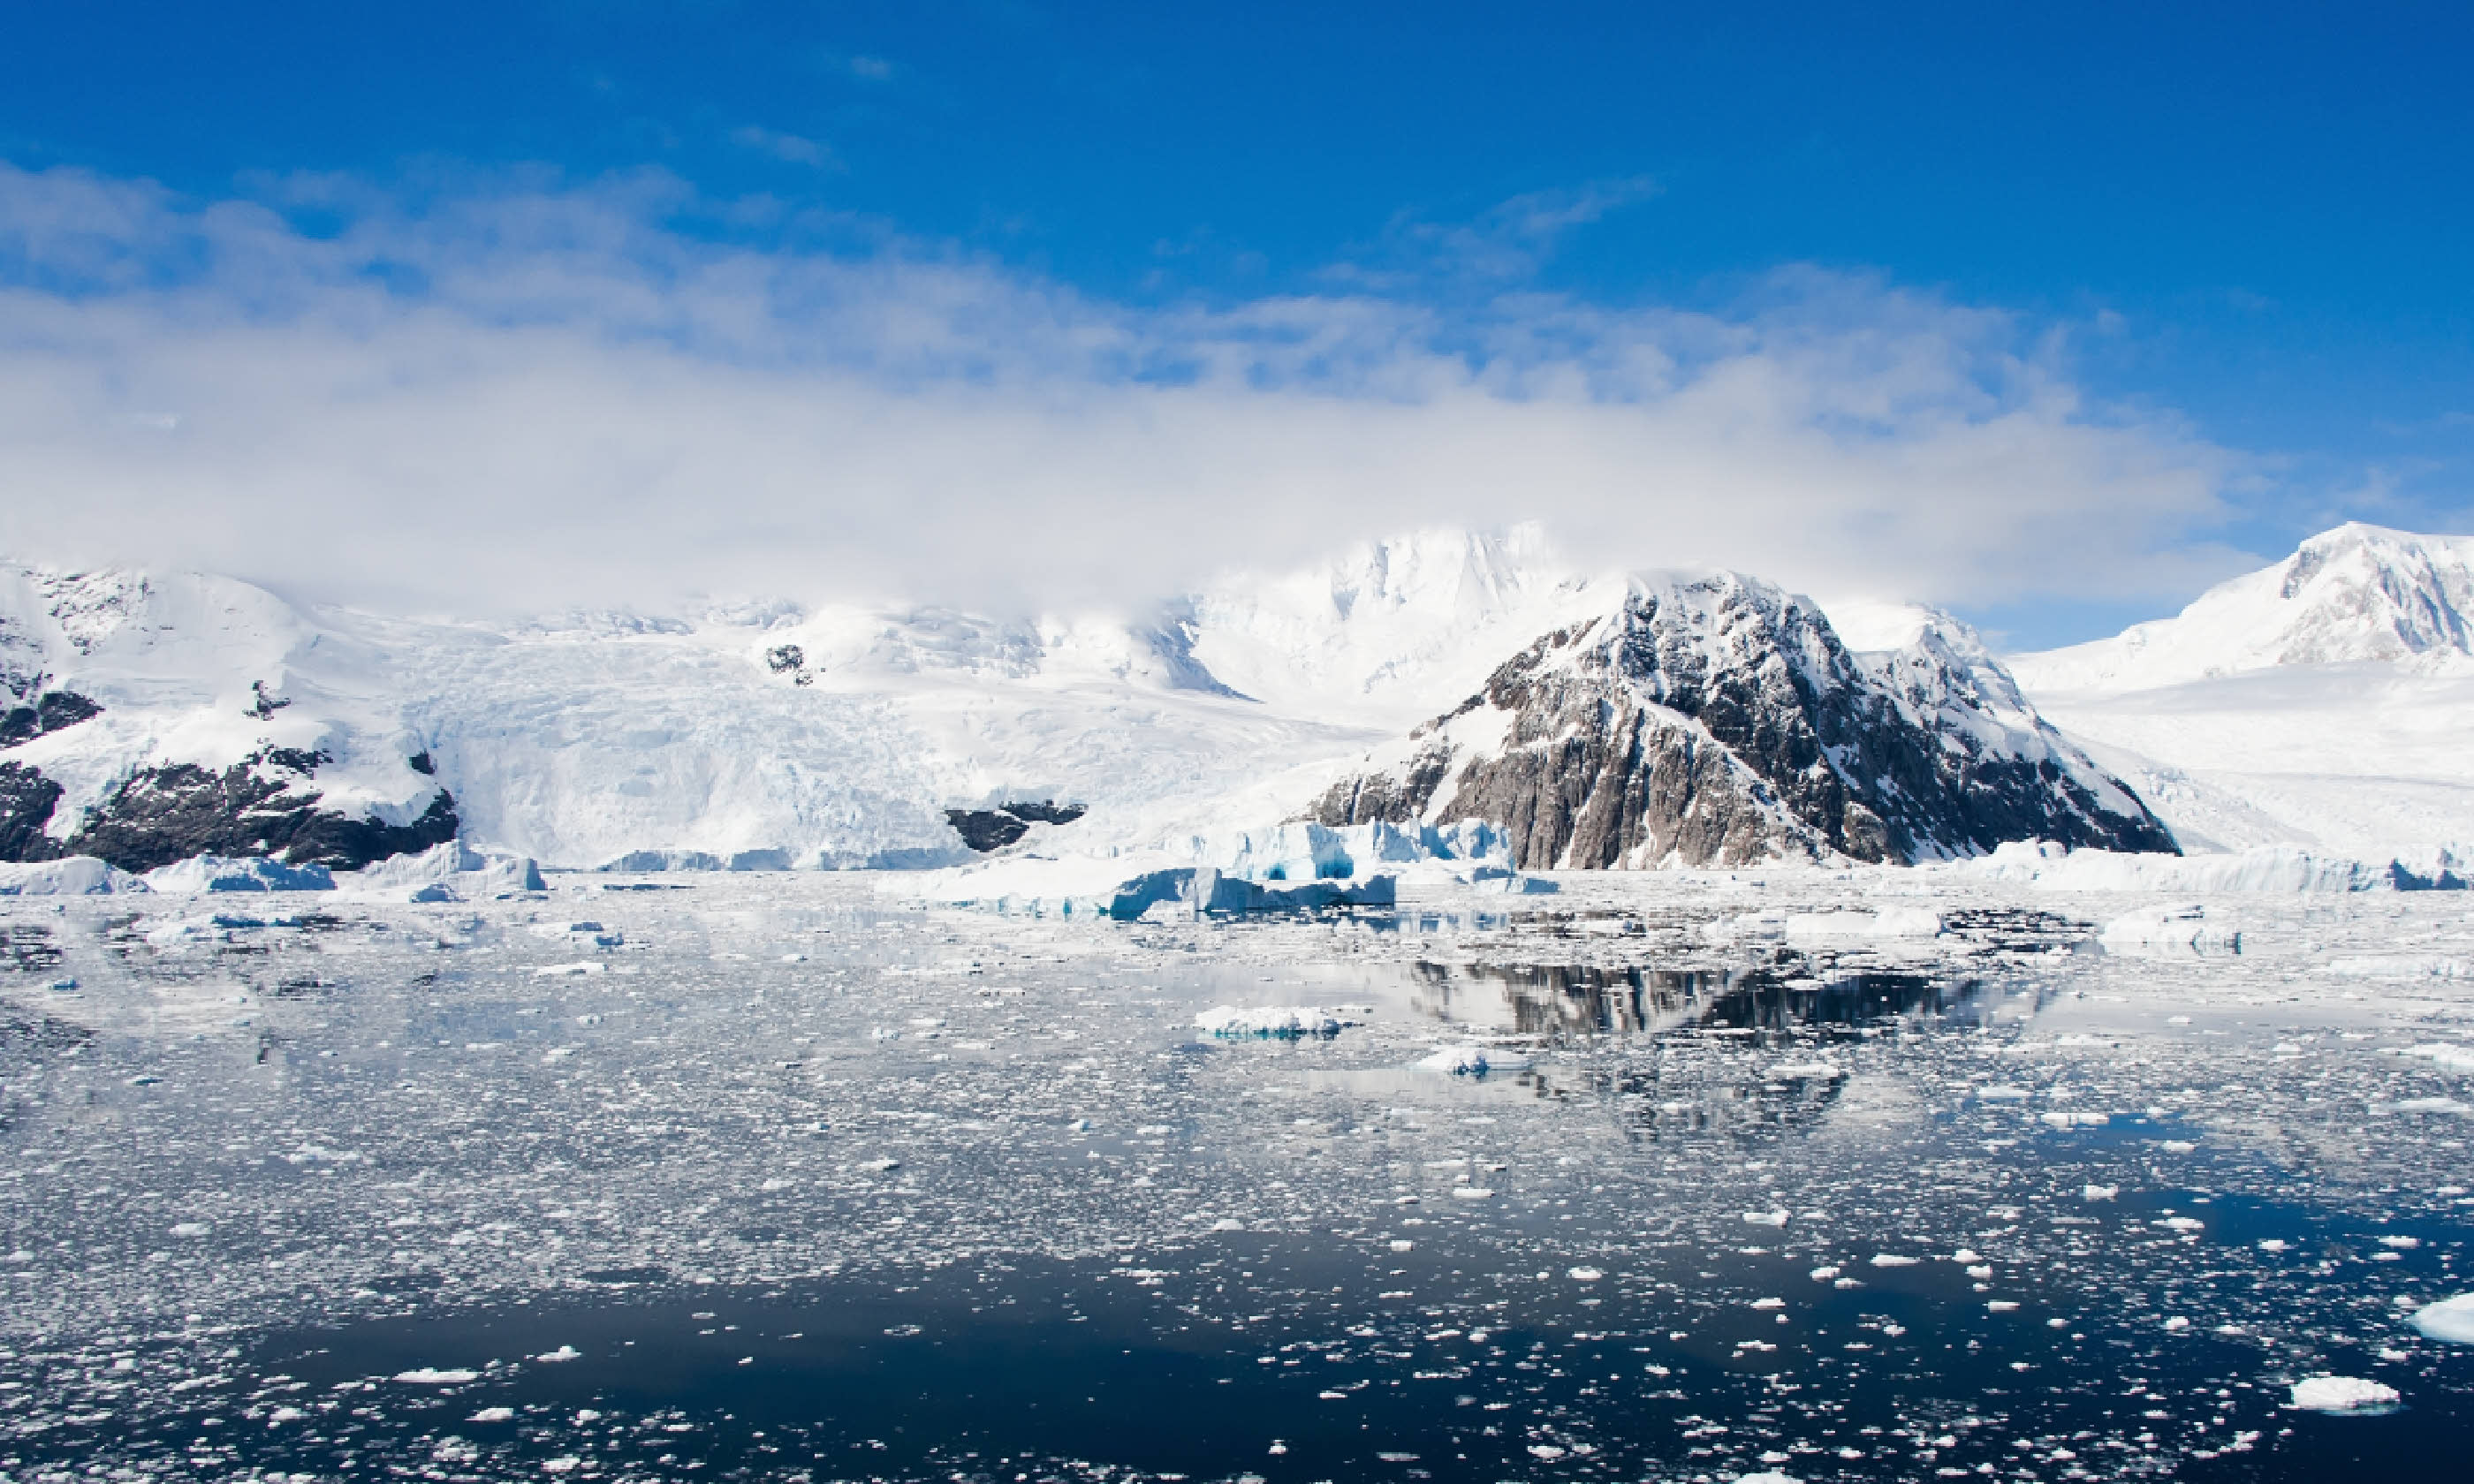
[[12, 1209, 2460, 1484]]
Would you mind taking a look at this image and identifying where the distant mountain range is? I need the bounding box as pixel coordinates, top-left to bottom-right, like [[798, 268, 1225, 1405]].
[[3, 520, 2467, 874], [2007, 524, 2474, 855]]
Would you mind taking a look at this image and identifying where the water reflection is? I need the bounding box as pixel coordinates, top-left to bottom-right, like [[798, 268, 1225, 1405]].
[[1403, 954, 1985, 1042], [1386, 956, 1992, 1146]]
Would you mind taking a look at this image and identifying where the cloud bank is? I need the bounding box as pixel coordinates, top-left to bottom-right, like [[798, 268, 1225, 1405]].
[[0, 161, 2249, 619]]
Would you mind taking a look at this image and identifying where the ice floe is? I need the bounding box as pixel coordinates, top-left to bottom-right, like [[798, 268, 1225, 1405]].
[[2410, 1292, 2474, 1343], [0, 855, 148, 895], [1416, 1044, 1535, 1075], [1194, 1005, 1365, 1039], [141, 855, 336, 893], [2286, 1375, 2401, 1412]]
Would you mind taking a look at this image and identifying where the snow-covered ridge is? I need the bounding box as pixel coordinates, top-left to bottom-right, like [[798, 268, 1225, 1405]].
[[2013, 523, 2474, 693], [2008, 523, 2474, 856], [1, 527, 2174, 878]]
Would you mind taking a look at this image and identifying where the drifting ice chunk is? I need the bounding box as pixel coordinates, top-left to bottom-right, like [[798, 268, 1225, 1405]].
[[143, 855, 336, 893], [1194, 1005, 1363, 1039], [2098, 903, 2240, 956], [1868, 905, 1944, 938], [2405, 1042, 2474, 1073], [2412, 1292, 2474, 1343], [1766, 1061, 1842, 1080], [1104, 867, 1396, 920], [344, 840, 546, 899], [1416, 1045, 1533, 1075], [1710, 907, 1940, 942], [2287, 1375, 2400, 1412], [0, 856, 148, 896]]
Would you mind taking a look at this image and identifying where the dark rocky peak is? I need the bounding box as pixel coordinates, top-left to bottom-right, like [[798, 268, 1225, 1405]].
[[1315, 571, 2175, 870]]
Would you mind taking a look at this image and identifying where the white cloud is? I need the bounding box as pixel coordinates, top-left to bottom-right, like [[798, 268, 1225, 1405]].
[[728, 125, 836, 169], [0, 161, 2248, 621]]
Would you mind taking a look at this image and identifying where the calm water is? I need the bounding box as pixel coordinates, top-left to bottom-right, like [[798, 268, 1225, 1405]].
[[3, 876, 2470, 1480]]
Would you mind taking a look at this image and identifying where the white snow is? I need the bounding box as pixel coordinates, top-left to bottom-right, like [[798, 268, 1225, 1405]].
[[2015, 524, 2474, 692]]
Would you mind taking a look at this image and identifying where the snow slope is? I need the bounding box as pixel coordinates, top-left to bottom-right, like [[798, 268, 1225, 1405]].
[[2009, 524, 2474, 854], [0, 567, 1386, 871], [1178, 524, 1607, 730], [2011, 523, 2474, 692], [0, 564, 450, 848]]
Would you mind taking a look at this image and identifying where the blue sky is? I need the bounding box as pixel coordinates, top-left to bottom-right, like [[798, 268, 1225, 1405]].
[[1, 1, 2467, 643]]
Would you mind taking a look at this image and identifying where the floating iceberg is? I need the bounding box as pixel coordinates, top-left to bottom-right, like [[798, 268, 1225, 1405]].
[[1194, 1005, 1363, 1039], [899, 816, 1552, 916], [0, 856, 148, 895], [1946, 839, 2474, 893], [343, 840, 546, 899], [2098, 903, 2241, 956], [1416, 1044, 1534, 1076], [2412, 1292, 2474, 1343], [2287, 1375, 2400, 1412], [143, 855, 336, 893]]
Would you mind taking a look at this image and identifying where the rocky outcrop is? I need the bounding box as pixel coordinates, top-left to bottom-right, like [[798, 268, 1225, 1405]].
[[0, 746, 460, 874], [945, 800, 1089, 852], [0, 689, 101, 748], [0, 762, 63, 862], [1310, 573, 2176, 869]]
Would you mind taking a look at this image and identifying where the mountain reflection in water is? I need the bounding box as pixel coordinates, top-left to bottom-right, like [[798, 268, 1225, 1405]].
[[1404, 955, 1985, 1041]]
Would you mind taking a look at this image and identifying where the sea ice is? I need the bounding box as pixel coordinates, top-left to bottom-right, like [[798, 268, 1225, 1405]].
[[0, 856, 148, 896], [143, 855, 337, 893], [2287, 1375, 2401, 1412], [2410, 1292, 2474, 1343], [1194, 1005, 1362, 1039], [1416, 1045, 1534, 1075]]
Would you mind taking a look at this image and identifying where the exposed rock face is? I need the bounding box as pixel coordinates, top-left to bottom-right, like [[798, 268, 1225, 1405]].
[[0, 747, 460, 874], [1310, 573, 2176, 869], [945, 800, 1089, 852], [0, 689, 101, 747], [0, 762, 63, 862]]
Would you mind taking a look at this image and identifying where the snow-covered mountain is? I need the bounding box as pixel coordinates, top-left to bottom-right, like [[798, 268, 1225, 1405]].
[[1309, 572, 2173, 867], [2009, 522, 2474, 854], [1176, 525, 1607, 730], [0, 530, 2174, 874], [2013, 523, 2474, 693]]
